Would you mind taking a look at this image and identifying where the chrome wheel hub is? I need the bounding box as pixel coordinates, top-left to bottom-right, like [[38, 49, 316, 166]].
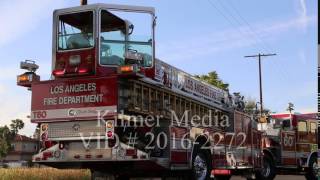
[[193, 155, 207, 180], [261, 160, 271, 177], [312, 162, 318, 175]]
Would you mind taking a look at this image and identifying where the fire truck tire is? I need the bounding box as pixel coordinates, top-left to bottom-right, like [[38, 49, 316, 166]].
[[91, 171, 116, 180], [192, 150, 212, 180], [255, 155, 276, 180], [214, 175, 231, 180], [305, 154, 317, 180]]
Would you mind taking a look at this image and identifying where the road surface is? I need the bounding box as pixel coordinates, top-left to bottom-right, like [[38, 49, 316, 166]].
[[231, 175, 305, 180], [131, 175, 306, 179]]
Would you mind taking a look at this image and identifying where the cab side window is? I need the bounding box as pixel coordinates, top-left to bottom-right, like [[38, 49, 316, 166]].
[[282, 119, 291, 130], [100, 10, 126, 66], [298, 121, 307, 132], [310, 122, 317, 133]]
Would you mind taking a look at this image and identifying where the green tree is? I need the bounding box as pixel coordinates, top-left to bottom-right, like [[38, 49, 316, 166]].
[[0, 119, 25, 158], [0, 126, 11, 158], [195, 71, 229, 91], [244, 98, 257, 114], [10, 119, 24, 135], [286, 102, 294, 114], [195, 71, 273, 115]]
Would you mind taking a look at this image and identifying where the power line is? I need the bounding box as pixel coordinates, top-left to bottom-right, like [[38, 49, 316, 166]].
[[221, 0, 273, 52], [245, 53, 277, 114], [208, 0, 291, 83], [205, 0, 252, 42], [213, 0, 267, 51], [227, 0, 291, 79]]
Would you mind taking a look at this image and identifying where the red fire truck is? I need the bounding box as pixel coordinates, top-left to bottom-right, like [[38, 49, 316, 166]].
[[257, 113, 318, 180], [17, 2, 265, 180]]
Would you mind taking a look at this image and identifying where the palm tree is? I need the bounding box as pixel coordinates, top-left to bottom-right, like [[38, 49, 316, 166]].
[[10, 119, 24, 135], [286, 102, 294, 114]]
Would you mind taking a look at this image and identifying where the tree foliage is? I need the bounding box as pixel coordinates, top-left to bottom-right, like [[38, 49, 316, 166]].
[[10, 119, 24, 135], [286, 102, 294, 113], [244, 98, 257, 114], [195, 71, 229, 91], [0, 126, 11, 158], [0, 119, 25, 158], [244, 98, 271, 116], [195, 71, 272, 115]]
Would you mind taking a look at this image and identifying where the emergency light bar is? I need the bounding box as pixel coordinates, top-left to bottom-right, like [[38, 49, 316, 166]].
[[17, 72, 40, 88], [17, 60, 40, 88], [120, 64, 139, 73], [17, 73, 31, 82], [20, 60, 39, 72]]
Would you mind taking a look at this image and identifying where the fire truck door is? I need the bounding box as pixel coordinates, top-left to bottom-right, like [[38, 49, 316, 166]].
[[297, 121, 318, 153], [169, 126, 189, 166], [297, 120, 309, 143], [232, 111, 257, 167], [280, 131, 296, 166], [308, 121, 318, 151], [308, 121, 317, 143]]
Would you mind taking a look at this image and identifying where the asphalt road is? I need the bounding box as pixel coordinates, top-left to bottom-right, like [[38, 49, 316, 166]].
[[131, 175, 306, 179], [231, 175, 305, 180]]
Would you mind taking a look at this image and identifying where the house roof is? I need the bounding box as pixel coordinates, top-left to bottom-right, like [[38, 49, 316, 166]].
[[14, 134, 37, 142]]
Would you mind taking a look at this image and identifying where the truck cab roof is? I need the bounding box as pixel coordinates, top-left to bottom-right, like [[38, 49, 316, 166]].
[[53, 3, 155, 16]]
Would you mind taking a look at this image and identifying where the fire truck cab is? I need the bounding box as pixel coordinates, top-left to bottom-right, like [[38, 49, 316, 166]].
[[17, 2, 264, 180], [259, 113, 318, 180], [52, 3, 155, 78]]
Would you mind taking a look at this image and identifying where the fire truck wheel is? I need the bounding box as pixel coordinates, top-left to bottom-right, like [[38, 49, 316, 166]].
[[91, 171, 116, 180], [214, 175, 231, 180], [192, 150, 212, 180], [256, 155, 276, 180], [305, 154, 317, 180]]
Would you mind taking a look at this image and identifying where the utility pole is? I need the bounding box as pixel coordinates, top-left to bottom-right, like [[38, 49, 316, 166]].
[[245, 53, 276, 116], [80, 0, 87, 5]]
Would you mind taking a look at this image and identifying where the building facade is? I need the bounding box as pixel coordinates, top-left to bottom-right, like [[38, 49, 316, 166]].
[[2, 134, 38, 167]]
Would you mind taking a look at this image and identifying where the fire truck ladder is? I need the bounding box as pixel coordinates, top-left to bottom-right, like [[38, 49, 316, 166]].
[[121, 79, 227, 126]]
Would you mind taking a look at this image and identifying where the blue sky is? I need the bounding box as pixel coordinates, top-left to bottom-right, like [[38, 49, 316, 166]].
[[0, 0, 317, 136]]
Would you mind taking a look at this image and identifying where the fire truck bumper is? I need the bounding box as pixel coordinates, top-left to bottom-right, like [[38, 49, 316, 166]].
[[32, 142, 150, 163]]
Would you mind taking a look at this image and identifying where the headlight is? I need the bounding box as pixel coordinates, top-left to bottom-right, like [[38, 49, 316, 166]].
[[69, 55, 81, 66], [106, 121, 113, 129]]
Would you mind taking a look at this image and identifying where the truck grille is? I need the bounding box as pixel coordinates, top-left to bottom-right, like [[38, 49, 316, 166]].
[[47, 121, 105, 139]]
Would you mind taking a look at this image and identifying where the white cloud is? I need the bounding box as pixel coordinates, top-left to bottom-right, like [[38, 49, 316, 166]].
[[265, 80, 317, 114], [296, 0, 308, 32], [298, 50, 307, 64], [157, 14, 316, 63], [0, 0, 66, 47], [299, 107, 317, 114], [0, 84, 6, 94], [0, 0, 67, 136], [0, 61, 52, 82], [0, 80, 36, 136], [259, 15, 315, 37], [0, 65, 47, 136]]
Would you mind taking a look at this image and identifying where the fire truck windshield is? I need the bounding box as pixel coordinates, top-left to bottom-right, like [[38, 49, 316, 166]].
[[100, 10, 153, 67], [58, 11, 94, 51]]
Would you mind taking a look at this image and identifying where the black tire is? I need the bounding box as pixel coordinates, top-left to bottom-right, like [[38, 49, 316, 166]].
[[116, 176, 129, 180], [255, 155, 276, 180], [305, 155, 317, 180], [214, 175, 231, 180], [91, 171, 116, 180], [192, 150, 212, 180]]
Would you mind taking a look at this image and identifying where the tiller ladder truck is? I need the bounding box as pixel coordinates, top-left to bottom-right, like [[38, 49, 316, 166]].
[[17, 2, 264, 180]]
